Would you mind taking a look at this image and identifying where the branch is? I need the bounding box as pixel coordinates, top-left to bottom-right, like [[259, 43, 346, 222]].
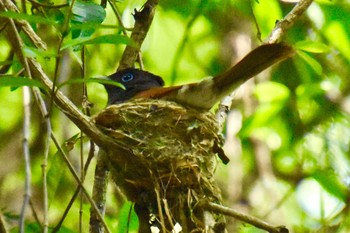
[[19, 86, 32, 233], [200, 201, 289, 233], [118, 0, 158, 70], [267, 0, 314, 44], [216, 0, 314, 130], [1, 0, 46, 50], [0, 0, 138, 186]]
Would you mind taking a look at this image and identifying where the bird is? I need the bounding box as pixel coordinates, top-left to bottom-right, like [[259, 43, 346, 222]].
[[104, 43, 294, 109]]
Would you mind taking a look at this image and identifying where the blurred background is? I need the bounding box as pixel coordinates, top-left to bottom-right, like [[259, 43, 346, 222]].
[[0, 0, 349, 232]]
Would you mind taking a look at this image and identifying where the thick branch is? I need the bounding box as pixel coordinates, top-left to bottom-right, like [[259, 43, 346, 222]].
[[118, 0, 158, 70]]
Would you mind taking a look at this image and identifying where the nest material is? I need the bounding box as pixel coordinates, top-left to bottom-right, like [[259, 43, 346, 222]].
[[93, 99, 226, 232]]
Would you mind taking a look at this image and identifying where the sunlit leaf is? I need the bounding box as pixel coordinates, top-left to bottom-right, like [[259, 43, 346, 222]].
[[296, 40, 330, 53]]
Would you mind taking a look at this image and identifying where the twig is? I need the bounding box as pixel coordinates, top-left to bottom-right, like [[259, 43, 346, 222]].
[[267, 0, 314, 44], [49, 143, 96, 232], [49, 0, 76, 113], [2, 4, 51, 231], [19, 86, 32, 233], [249, 0, 262, 42], [1, 6, 34, 232], [200, 201, 289, 233], [1, 0, 47, 50], [0, 212, 8, 233], [29, 198, 43, 232], [35, 89, 51, 233], [216, 0, 314, 130], [27, 0, 68, 9], [51, 134, 112, 233]]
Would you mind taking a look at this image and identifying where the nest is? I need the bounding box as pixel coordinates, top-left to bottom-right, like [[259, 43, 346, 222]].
[[93, 99, 226, 232]]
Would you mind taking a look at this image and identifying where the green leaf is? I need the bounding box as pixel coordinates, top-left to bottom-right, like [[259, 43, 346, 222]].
[[71, 0, 106, 39], [47, 134, 80, 201], [254, 81, 290, 103], [312, 169, 348, 202], [0, 11, 57, 25], [61, 34, 135, 50], [72, 0, 106, 24], [240, 104, 284, 136], [57, 77, 124, 89], [116, 202, 139, 233], [297, 50, 323, 75], [0, 76, 44, 89], [296, 40, 331, 53]]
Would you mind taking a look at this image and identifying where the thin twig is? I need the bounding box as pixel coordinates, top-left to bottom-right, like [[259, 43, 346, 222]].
[[35, 89, 51, 233], [1, 0, 47, 50], [216, 0, 314, 130], [0, 212, 9, 233], [267, 0, 314, 44], [48, 0, 76, 115], [249, 0, 262, 42], [19, 86, 32, 233], [3, 4, 51, 231], [51, 134, 112, 233], [27, 0, 68, 9], [29, 198, 43, 232], [201, 201, 289, 233], [1, 7, 34, 232]]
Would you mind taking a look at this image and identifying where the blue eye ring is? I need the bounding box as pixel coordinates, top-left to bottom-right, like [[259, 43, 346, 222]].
[[121, 73, 134, 82]]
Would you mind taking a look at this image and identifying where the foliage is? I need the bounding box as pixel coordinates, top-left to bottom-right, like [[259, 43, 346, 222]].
[[0, 0, 349, 232]]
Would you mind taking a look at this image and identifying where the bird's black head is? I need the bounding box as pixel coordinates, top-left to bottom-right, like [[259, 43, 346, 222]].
[[104, 68, 165, 105]]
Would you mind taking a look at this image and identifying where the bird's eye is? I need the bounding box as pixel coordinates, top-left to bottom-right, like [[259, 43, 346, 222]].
[[121, 73, 134, 82]]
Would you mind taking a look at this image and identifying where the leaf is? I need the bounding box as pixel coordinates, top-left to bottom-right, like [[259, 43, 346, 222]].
[[297, 50, 323, 75], [47, 134, 80, 201], [23, 46, 57, 58], [61, 34, 135, 50], [0, 76, 44, 89], [72, 0, 106, 24], [296, 40, 331, 53], [254, 81, 290, 103], [71, 0, 106, 39], [0, 11, 57, 25], [312, 169, 348, 202], [116, 202, 139, 233], [57, 77, 125, 89]]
